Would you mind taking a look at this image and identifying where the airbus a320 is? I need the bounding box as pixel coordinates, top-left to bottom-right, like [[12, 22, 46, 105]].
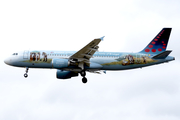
[[4, 28, 175, 83]]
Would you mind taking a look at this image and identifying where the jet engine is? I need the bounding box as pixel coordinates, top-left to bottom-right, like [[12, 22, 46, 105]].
[[56, 70, 78, 79], [52, 58, 70, 69]]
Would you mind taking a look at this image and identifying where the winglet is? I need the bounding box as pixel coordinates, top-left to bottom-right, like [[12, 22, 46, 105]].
[[100, 36, 105, 41]]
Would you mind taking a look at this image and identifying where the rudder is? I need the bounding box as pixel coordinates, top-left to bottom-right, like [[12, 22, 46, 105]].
[[140, 28, 172, 54]]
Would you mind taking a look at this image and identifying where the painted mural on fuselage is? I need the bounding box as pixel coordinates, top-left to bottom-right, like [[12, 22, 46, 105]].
[[23, 51, 51, 63], [22, 51, 157, 68]]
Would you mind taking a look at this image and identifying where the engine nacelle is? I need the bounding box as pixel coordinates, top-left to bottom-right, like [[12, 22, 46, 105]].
[[52, 58, 70, 69], [56, 70, 78, 79]]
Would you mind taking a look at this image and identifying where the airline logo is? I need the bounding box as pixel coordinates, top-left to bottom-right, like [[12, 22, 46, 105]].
[[141, 28, 171, 54], [145, 30, 166, 53]]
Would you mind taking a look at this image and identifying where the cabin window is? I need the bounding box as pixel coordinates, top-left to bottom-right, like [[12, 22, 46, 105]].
[[16, 53, 18, 55]]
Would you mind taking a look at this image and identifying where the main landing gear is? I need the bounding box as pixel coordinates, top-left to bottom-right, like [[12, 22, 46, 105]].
[[80, 70, 87, 83], [24, 67, 29, 78]]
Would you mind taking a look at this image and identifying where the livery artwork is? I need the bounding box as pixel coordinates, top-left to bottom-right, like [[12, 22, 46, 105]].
[[102, 54, 157, 66], [23, 51, 52, 63]]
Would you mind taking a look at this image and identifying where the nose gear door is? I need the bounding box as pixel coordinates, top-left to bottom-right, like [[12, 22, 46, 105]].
[[23, 50, 29, 59]]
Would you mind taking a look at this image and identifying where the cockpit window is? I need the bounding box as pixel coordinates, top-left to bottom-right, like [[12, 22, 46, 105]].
[[12, 53, 18, 55]]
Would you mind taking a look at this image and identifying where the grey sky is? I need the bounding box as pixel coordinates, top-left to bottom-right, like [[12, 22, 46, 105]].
[[0, 0, 180, 120]]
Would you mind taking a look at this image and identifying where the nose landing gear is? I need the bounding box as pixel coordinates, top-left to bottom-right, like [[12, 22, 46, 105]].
[[24, 67, 29, 78]]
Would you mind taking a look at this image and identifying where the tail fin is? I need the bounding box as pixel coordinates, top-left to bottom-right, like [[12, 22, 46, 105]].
[[140, 28, 172, 54]]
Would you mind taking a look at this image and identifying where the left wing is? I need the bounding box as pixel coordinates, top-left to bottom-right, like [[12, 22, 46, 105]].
[[69, 36, 104, 68]]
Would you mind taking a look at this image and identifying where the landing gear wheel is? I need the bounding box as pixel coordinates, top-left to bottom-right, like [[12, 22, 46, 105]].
[[24, 73, 28, 78], [82, 77, 87, 83]]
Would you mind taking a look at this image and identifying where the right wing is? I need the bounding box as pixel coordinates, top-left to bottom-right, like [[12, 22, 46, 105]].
[[69, 36, 104, 69], [70, 37, 104, 62]]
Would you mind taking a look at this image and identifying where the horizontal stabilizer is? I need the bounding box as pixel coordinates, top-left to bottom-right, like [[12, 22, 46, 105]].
[[152, 50, 172, 59]]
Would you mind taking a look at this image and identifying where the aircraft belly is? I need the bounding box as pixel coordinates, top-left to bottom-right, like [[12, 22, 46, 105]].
[[101, 64, 148, 70], [17, 61, 52, 68], [28, 63, 52, 68], [20, 59, 52, 68]]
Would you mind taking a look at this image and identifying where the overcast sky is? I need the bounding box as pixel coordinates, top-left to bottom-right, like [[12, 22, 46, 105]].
[[0, 0, 180, 120]]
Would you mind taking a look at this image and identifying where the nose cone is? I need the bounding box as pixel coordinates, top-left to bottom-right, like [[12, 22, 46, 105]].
[[4, 58, 10, 65]]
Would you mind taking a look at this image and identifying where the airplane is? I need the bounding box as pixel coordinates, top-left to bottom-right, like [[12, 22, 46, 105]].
[[4, 28, 175, 83]]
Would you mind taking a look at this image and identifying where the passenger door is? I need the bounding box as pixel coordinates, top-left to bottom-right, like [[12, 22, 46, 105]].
[[23, 50, 29, 59]]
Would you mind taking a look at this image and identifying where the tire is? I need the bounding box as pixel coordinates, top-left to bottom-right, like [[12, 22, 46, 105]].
[[24, 73, 28, 78], [82, 77, 87, 83]]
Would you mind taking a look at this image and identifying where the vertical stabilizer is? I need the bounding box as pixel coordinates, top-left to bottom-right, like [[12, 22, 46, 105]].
[[140, 28, 172, 54]]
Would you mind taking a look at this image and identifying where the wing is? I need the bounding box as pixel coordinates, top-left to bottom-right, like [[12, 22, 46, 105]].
[[69, 36, 104, 68]]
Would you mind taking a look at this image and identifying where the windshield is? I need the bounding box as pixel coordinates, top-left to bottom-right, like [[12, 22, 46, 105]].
[[12, 53, 18, 55]]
